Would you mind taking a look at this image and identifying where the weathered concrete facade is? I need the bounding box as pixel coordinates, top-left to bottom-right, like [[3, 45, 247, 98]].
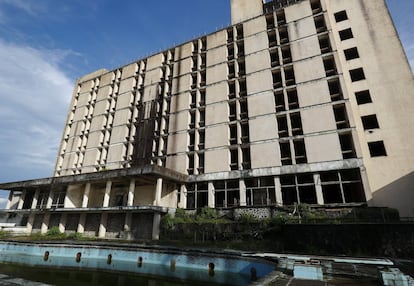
[[1, 0, 414, 239]]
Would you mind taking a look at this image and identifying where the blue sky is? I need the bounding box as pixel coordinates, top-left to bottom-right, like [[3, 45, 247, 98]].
[[0, 0, 412, 206]]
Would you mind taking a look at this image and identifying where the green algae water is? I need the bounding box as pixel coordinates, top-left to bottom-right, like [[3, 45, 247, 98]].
[[0, 263, 234, 286]]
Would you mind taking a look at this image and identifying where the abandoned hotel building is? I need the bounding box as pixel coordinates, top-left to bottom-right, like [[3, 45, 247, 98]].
[[1, 0, 414, 240]]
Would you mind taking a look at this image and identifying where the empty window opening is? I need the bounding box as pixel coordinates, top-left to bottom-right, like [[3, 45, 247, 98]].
[[190, 92, 197, 108], [323, 56, 337, 77], [280, 141, 292, 165], [227, 28, 234, 43], [276, 9, 286, 25], [246, 177, 276, 206], [236, 24, 244, 39], [266, 14, 275, 29], [277, 115, 289, 137], [273, 70, 283, 89], [230, 148, 239, 170], [339, 28, 354, 41], [228, 63, 235, 78], [290, 112, 303, 136], [188, 154, 194, 175], [241, 122, 250, 143], [229, 82, 236, 99], [339, 132, 356, 159], [294, 139, 307, 164], [344, 47, 359, 60], [368, 141, 387, 157], [334, 10, 348, 22], [280, 175, 297, 205], [268, 31, 278, 48], [237, 43, 245, 57], [199, 130, 205, 149], [215, 180, 240, 208], [275, 91, 286, 112], [328, 78, 343, 101], [282, 46, 292, 64], [318, 35, 332, 54], [341, 169, 365, 203], [200, 71, 206, 86], [199, 109, 205, 127], [189, 132, 195, 151], [189, 111, 196, 129], [229, 101, 237, 122], [361, 114, 379, 130], [333, 104, 349, 129], [242, 147, 251, 169], [228, 45, 235, 60], [349, 68, 366, 82], [284, 66, 296, 86], [311, 0, 322, 14], [238, 60, 246, 76], [198, 153, 205, 174], [230, 124, 238, 145], [287, 89, 299, 109], [240, 100, 249, 120], [314, 15, 327, 33], [239, 80, 247, 97], [200, 90, 206, 106], [355, 90, 372, 105], [279, 27, 289, 44], [193, 41, 199, 53], [270, 49, 280, 67]]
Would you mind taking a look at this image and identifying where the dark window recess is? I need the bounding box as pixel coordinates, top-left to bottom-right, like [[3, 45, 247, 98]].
[[268, 31, 278, 48], [229, 101, 237, 121], [339, 28, 354, 41], [284, 67, 296, 86], [275, 91, 285, 112], [355, 90, 372, 105], [227, 28, 234, 43], [349, 68, 366, 82], [277, 115, 289, 138], [228, 45, 235, 60], [311, 0, 322, 14], [270, 49, 280, 67], [319, 35, 332, 54], [280, 141, 292, 165], [279, 27, 289, 44], [293, 139, 307, 164], [236, 24, 244, 40], [266, 14, 275, 29], [339, 132, 356, 159], [230, 148, 239, 170], [334, 10, 348, 22], [290, 112, 303, 136], [273, 70, 283, 89], [328, 78, 343, 101], [230, 124, 238, 145], [228, 63, 235, 78], [241, 122, 250, 143], [188, 155, 194, 175], [344, 47, 360, 60], [282, 46, 292, 64], [239, 80, 247, 97], [314, 15, 327, 33], [240, 100, 249, 120], [361, 114, 380, 130], [368, 141, 387, 157], [323, 56, 337, 77], [242, 147, 251, 169], [276, 9, 286, 25], [287, 89, 299, 110], [229, 82, 236, 99], [333, 104, 349, 129]]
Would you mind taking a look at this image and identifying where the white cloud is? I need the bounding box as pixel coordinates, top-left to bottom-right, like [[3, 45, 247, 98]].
[[0, 0, 46, 16], [0, 39, 74, 180]]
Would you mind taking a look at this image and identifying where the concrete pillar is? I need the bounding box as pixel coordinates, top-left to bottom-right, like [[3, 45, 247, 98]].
[[41, 213, 50, 234], [77, 213, 86, 233], [82, 183, 91, 208], [360, 166, 373, 202], [314, 174, 325, 205], [152, 213, 161, 240], [274, 177, 283, 206], [46, 189, 54, 209], [26, 213, 36, 234], [59, 213, 67, 233], [154, 178, 163, 206], [17, 190, 26, 210], [98, 213, 108, 238], [31, 189, 40, 209], [208, 182, 215, 208], [127, 179, 135, 207], [178, 185, 187, 209], [5, 191, 12, 210], [239, 179, 247, 206], [103, 181, 112, 208]]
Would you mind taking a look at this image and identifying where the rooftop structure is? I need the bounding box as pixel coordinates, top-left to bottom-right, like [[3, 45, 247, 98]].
[[1, 0, 413, 239]]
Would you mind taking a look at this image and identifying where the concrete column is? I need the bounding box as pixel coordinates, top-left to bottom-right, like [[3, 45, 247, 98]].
[[127, 179, 135, 206], [103, 181, 112, 208], [98, 213, 108, 238], [46, 189, 54, 209], [17, 190, 26, 210], [5, 191, 13, 210], [26, 213, 36, 234], [178, 185, 187, 209], [360, 166, 373, 202], [239, 179, 247, 206], [77, 213, 86, 233], [208, 182, 215, 208], [41, 213, 50, 234], [152, 213, 161, 240], [82, 183, 91, 208], [274, 177, 283, 206], [31, 189, 40, 209], [314, 174, 324, 205], [59, 213, 67, 233], [154, 178, 163, 206]]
